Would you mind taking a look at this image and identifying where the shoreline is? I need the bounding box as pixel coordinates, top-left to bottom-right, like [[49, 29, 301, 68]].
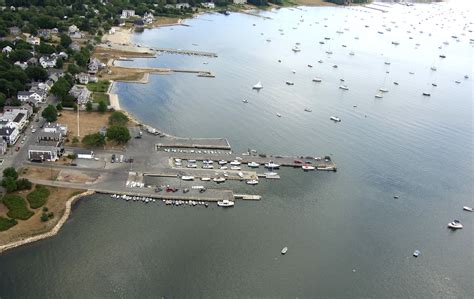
[[0, 190, 95, 255]]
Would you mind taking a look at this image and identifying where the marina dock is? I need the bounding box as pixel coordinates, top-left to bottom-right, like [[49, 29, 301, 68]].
[[156, 137, 231, 150], [153, 47, 218, 57]]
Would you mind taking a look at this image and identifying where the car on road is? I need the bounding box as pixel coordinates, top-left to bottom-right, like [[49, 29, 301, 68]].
[[111, 154, 116, 163], [15, 146, 20, 151]]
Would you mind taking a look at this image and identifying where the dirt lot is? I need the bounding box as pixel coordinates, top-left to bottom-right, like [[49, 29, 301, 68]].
[[20, 166, 60, 181], [58, 110, 111, 139], [0, 186, 85, 246]]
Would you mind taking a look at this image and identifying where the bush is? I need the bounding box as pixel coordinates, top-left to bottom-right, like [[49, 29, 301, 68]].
[[40, 213, 49, 222], [0, 216, 17, 231], [26, 185, 50, 209], [82, 132, 105, 148], [2, 195, 34, 220], [41, 105, 58, 122], [98, 100, 107, 113], [42, 206, 49, 212], [16, 178, 32, 191]]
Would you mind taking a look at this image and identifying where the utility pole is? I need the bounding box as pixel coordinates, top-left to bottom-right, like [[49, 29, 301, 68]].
[[77, 105, 80, 137]]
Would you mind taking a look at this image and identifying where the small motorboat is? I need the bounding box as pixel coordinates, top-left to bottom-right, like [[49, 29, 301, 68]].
[[312, 78, 322, 82], [384, 62, 391, 65], [218, 160, 227, 165], [246, 180, 259, 185], [276, 113, 282, 117], [332, 64, 338, 68], [375, 93, 383, 98], [181, 176, 194, 181], [455, 80, 461, 84], [330, 116, 341, 122], [252, 81, 263, 90], [187, 164, 197, 168], [448, 220, 463, 229], [439, 54, 446, 58], [213, 177, 226, 183], [393, 82, 399, 85], [379, 88, 388, 92], [281, 247, 288, 255], [422, 92, 431, 96], [318, 60, 323, 63], [349, 51, 355, 56], [430, 66, 437, 71], [413, 250, 420, 257], [265, 161, 280, 169], [308, 64, 313, 68], [286, 81, 294, 85], [339, 85, 349, 90], [463, 206, 473, 212], [230, 160, 241, 166], [464, 75, 469, 79], [220, 166, 228, 170], [304, 108, 312, 112], [302, 164, 315, 171], [201, 177, 211, 181], [326, 50, 333, 55], [242, 99, 248, 103], [432, 83, 437, 87], [230, 166, 241, 170], [217, 199, 234, 207], [248, 162, 260, 168], [292, 47, 301, 52]]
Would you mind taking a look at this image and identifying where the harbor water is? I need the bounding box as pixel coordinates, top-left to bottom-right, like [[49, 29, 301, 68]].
[[1, 2, 473, 297]]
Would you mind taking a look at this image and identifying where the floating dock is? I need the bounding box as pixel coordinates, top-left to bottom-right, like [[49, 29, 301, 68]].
[[156, 137, 231, 150], [154, 47, 218, 57]]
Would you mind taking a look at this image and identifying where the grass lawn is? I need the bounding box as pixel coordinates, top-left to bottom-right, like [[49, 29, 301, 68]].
[[87, 80, 110, 92], [26, 185, 50, 209], [2, 195, 34, 220], [0, 216, 17, 231], [92, 92, 110, 104]]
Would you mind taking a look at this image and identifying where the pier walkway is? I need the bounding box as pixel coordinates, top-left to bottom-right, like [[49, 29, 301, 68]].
[[156, 137, 231, 150], [154, 47, 218, 57]]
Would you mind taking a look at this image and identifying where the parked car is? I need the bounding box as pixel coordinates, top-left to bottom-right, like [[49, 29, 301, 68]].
[[111, 154, 116, 163], [15, 146, 20, 151]]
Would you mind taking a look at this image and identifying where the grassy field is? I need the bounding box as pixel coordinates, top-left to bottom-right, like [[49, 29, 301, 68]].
[[87, 80, 110, 92], [26, 185, 50, 209], [92, 92, 110, 104], [2, 195, 34, 220], [0, 216, 17, 231], [58, 110, 111, 139]]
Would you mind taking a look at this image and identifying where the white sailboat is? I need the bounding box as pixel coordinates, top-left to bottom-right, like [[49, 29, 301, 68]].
[[252, 81, 263, 90]]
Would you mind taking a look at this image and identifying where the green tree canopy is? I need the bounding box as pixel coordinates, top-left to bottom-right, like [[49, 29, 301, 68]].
[[25, 66, 48, 81], [108, 111, 128, 126], [106, 125, 130, 144], [82, 132, 105, 148], [41, 104, 58, 122], [97, 99, 107, 113], [3, 167, 18, 180], [50, 77, 71, 98], [59, 33, 72, 48], [1, 176, 17, 193]]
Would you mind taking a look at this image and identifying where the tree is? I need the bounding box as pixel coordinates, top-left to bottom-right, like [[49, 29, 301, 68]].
[[73, 103, 78, 111], [0, 93, 6, 108], [50, 77, 71, 99], [67, 63, 81, 75], [56, 102, 63, 111], [9, 49, 33, 62], [86, 101, 93, 112], [25, 66, 48, 81], [3, 167, 18, 180], [36, 43, 56, 54], [1, 177, 17, 193], [108, 111, 128, 126], [106, 125, 130, 144], [59, 33, 72, 48], [82, 132, 105, 148], [41, 105, 58, 122], [97, 100, 107, 113], [55, 58, 63, 69]]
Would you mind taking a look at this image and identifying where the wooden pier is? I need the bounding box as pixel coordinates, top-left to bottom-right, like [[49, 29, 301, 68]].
[[156, 137, 231, 150]]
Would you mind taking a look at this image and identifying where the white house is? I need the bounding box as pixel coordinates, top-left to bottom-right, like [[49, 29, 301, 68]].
[[233, 0, 247, 4], [0, 111, 28, 130], [2, 46, 12, 54], [176, 3, 190, 9], [14, 61, 28, 70], [0, 140, 7, 155], [121, 10, 135, 19], [4, 105, 33, 118], [69, 85, 91, 104], [43, 123, 68, 136], [69, 31, 83, 39], [26, 36, 41, 45], [202, 2, 216, 9], [0, 121, 20, 145], [68, 25, 79, 34], [143, 12, 154, 24], [78, 73, 89, 84], [39, 56, 57, 68], [17, 90, 46, 105], [28, 145, 60, 161]]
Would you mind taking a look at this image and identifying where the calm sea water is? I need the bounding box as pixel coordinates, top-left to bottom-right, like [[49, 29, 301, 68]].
[[1, 2, 473, 297]]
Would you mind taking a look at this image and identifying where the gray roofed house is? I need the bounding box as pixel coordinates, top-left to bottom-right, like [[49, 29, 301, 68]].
[[28, 144, 62, 161], [9, 27, 21, 36], [37, 131, 62, 142], [69, 85, 91, 104]]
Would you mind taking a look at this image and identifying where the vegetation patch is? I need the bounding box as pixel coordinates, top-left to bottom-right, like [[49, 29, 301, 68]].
[[26, 185, 51, 209], [87, 80, 110, 93], [0, 216, 17, 231], [2, 195, 34, 220], [92, 92, 110, 104]]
